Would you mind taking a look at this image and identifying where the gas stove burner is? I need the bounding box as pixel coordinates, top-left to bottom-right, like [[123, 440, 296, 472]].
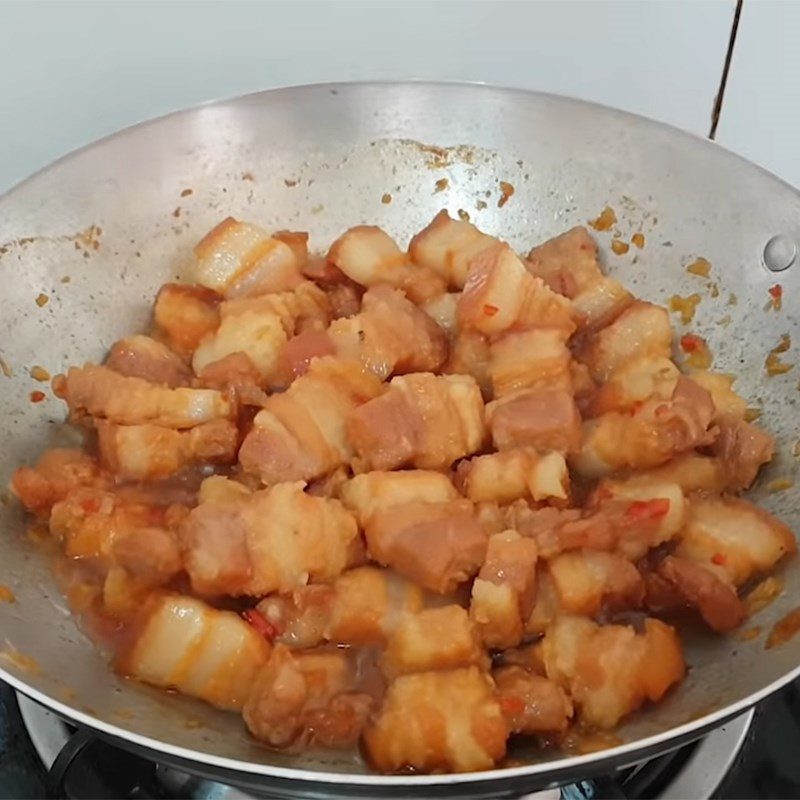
[[16, 692, 752, 800]]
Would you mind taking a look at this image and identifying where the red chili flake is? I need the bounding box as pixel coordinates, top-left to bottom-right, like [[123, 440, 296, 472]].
[[80, 497, 100, 514], [29, 390, 45, 403], [624, 498, 670, 523], [768, 284, 783, 311], [711, 553, 727, 566], [242, 608, 279, 642], [483, 304, 499, 317], [498, 695, 526, 716], [680, 334, 702, 353]]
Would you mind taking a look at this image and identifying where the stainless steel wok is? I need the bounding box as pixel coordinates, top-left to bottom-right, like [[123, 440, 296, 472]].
[[1, 82, 799, 797]]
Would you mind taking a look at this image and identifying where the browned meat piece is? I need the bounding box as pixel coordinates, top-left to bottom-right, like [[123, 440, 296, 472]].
[[365, 500, 488, 593], [486, 388, 581, 454], [105, 335, 192, 387], [710, 418, 775, 490], [383, 605, 486, 678], [647, 556, 747, 633], [96, 419, 238, 480], [363, 667, 508, 773], [11, 449, 108, 516], [347, 373, 485, 471], [244, 645, 373, 748], [458, 244, 576, 337], [542, 615, 684, 729], [493, 665, 573, 734], [180, 478, 359, 596], [153, 283, 221, 360], [58, 364, 232, 428]]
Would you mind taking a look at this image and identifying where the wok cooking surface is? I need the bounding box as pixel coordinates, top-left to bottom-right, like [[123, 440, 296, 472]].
[[12, 685, 798, 798], [1, 82, 799, 792]]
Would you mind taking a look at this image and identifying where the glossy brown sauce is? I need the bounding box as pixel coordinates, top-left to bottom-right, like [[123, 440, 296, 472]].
[[744, 576, 784, 616], [766, 607, 800, 650], [562, 729, 622, 754]]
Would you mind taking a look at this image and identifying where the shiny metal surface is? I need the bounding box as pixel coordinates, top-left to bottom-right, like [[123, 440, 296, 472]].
[[0, 82, 799, 795], [16, 692, 754, 799]]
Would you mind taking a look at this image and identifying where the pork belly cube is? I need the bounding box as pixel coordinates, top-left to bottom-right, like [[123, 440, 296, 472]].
[[239, 356, 383, 485], [542, 615, 684, 729], [493, 665, 573, 734], [525, 226, 603, 296], [347, 373, 485, 471], [96, 419, 238, 480], [488, 328, 573, 399], [525, 227, 631, 330], [456, 448, 569, 505], [443, 330, 493, 399], [243, 644, 372, 748], [571, 277, 633, 332], [579, 301, 672, 381], [258, 566, 426, 649], [327, 225, 445, 303], [339, 470, 458, 526], [486, 388, 581, 454], [365, 499, 488, 593], [587, 356, 680, 417], [191, 217, 304, 297], [458, 244, 576, 337], [117, 594, 270, 711], [328, 285, 448, 380], [192, 309, 286, 381], [257, 585, 335, 649], [180, 479, 359, 596], [649, 555, 746, 633], [106, 335, 192, 387], [572, 376, 715, 478], [327, 566, 425, 645], [597, 478, 687, 560], [408, 210, 500, 289], [363, 667, 508, 773], [548, 550, 644, 616], [383, 605, 485, 678], [710, 418, 775, 490], [689, 371, 747, 422], [153, 283, 221, 360], [470, 530, 539, 648], [59, 364, 232, 428], [220, 280, 332, 334], [11, 449, 108, 516], [676, 495, 796, 587]]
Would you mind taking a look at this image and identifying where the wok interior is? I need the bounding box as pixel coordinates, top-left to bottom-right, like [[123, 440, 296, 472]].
[[0, 83, 799, 782]]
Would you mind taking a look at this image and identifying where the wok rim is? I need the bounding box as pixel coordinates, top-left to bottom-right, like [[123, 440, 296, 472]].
[[2, 79, 799, 787]]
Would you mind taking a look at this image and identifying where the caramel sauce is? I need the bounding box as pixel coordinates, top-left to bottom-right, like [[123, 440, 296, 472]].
[[669, 293, 702, 324], [0, 646, 41, 675], [765, 334, 793, 377], [563, 729, 622, 754], [611, 240, 629, 256], [766, 607, 800, 650], [744, 576, 783, 616], [685, 257, 711, 278], [589, 206, 617, 231], [497, 181, 515, 208], [735, 626, 761, 642]]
